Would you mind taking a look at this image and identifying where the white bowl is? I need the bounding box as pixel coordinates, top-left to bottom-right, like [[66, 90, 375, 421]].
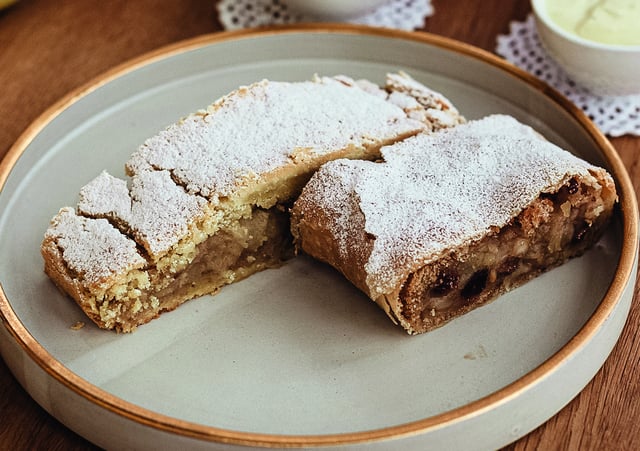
[[283, 0, 390, 20], [531, 0, 640, 96]]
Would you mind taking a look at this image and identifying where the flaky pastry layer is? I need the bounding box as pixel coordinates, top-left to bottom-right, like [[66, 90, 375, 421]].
[[41, 72, 463, 332], [291, 115, 617, 334]]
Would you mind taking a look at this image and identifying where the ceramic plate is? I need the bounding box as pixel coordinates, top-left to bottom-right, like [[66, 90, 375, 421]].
[[0, 26, 637, 450]]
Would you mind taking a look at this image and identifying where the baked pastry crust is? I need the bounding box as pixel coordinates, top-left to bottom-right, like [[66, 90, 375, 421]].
[[291, 115, 617, 334], [41, 72, 463, 332]]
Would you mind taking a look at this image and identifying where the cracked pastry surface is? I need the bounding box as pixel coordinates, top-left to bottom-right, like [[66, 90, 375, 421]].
[[291, 114, 617, 334], [41, 72, 463, 332]]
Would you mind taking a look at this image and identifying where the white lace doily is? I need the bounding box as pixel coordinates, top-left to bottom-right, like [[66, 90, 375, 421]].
[[216, 0, 433, 31], [496, 14, 640, 137]]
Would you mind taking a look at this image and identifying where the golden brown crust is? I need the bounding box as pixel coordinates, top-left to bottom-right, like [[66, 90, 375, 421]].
[[396, 171, 616, 333], [291, 116, 618, 334], [41, 237, 98, 323], [42, 72, 461, 332]]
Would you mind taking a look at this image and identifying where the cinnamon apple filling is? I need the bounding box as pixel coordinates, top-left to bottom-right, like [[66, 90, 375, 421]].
[[398, 177, 615, 333], [42, 72, 465, 332], [290, 115, 617, 335], [93, 206, 293, 331]]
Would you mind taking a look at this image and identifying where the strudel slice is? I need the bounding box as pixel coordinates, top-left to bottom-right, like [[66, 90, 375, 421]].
[[291, 115, 617, 334], [41, 72, 464, 332]]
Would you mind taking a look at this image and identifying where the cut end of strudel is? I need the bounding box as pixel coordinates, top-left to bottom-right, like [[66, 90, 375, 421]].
[[291, 114, 617, 335], [41, 72, 464, 332]]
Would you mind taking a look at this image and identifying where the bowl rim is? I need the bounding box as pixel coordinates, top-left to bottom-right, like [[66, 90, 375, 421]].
[[281, 0, 391, 19], [531, 0, 640, 52]]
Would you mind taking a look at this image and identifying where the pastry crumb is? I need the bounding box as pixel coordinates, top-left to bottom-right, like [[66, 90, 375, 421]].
[[70, 321, 85, 330]]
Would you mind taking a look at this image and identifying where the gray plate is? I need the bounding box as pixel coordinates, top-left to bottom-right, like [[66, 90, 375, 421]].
[[0, 26, 637, 450]]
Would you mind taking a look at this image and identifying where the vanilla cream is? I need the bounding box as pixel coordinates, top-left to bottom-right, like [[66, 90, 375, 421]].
[[547, 0, 640, 45]]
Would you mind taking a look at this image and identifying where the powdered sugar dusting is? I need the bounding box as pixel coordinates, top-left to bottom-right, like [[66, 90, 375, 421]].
[[385, 72, 465, 131], [300, 159, 371, 262], [45, 73, 461, 291], [45, 207, 146, 286], [77, 170, 130, 218], [126, 78, 425, 200], [298, 115, 599, 297], [78, 170, 207, 258]]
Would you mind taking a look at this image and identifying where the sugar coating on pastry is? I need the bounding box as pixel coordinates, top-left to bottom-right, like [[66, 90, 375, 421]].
[[366, 115, 603, 295], [126, 76, 436, 200], [42, 207, 146, 289], [291, 114, 617, 333], [78, 170, 208, 259], [49, 207, 146, 283], [42, 72, 463, 332]]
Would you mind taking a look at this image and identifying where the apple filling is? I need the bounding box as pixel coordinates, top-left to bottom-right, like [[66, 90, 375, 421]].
[[95, 206, 293, 331], [398, 177, 616, 333]]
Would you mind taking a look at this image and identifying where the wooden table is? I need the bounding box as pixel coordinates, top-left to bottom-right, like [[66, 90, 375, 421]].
[[1, 1, 638, 449]]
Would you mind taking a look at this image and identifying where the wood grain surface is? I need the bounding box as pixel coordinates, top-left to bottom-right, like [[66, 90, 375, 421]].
[[0, 1, 638, 449]]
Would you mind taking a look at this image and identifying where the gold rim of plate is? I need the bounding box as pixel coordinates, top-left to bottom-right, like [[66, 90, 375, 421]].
[[0, 24, 638, 447]]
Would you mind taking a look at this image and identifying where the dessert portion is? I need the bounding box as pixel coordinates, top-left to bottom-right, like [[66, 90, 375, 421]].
[[291, 115, 617, 334], [41, 72, 464, 332]]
